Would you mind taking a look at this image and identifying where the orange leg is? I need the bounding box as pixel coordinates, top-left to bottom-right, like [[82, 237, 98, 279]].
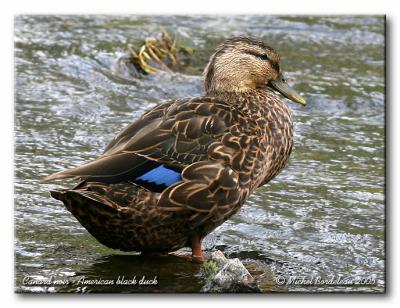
[[191, 234, 204, 263]]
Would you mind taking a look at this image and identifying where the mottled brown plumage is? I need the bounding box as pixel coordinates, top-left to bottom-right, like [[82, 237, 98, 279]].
[[44, 37, 306, 262]]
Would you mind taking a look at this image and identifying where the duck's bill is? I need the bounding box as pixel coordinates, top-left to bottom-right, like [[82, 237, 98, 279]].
[[269, 73, 306, 106]]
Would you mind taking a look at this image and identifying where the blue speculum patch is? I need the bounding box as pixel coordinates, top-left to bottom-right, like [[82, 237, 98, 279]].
[[136, 164, 182, 186]]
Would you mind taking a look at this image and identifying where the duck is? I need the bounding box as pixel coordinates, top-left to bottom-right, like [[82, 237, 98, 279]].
[[43, 37, 306, 263]]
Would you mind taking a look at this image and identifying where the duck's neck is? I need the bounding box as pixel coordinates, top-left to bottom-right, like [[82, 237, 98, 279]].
[[207, 88, 290, 117]]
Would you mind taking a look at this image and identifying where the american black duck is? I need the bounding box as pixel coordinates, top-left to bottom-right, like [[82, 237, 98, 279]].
[[44, 37, 306, 263]]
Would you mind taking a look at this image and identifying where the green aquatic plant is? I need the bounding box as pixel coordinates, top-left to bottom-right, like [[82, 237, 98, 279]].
[[127, 30, 194, 74], [201, 259, 219, 276]]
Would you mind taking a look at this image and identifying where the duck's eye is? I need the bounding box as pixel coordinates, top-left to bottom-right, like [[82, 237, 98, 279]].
[[244, 51, 269, 61]]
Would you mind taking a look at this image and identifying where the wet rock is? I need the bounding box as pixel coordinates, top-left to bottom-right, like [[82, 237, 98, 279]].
[[113, 52, 141, 79], [201, 250, 260, 293]]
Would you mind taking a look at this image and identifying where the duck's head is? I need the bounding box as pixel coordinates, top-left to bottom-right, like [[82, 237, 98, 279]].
[[204, 37, 306, 105]]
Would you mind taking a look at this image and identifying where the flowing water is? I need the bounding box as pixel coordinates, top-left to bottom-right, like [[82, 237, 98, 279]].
[[14, 15, 385, 293]]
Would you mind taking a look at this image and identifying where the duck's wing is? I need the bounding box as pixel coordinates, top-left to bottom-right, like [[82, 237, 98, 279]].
[[43, 97, 241, 184], [101, 99, 178, 155]]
